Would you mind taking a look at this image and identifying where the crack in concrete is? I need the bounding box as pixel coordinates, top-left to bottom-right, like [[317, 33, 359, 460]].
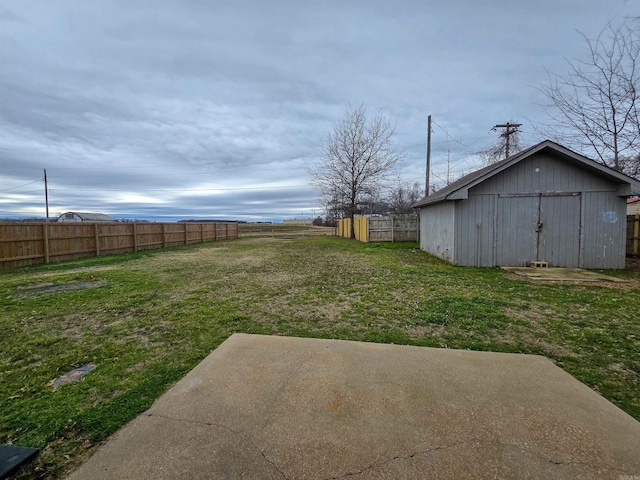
[[498, 441, 632, 474], [323, 438, 484, 479], [145, 413, 289, 480], [323, 437, 634, 479]]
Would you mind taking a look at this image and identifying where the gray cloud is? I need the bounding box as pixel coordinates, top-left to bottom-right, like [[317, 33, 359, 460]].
[[1, 0, 638, 220]]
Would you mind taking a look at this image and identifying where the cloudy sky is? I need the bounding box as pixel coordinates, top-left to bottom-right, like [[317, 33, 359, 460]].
[[1, 0, 639, 221]]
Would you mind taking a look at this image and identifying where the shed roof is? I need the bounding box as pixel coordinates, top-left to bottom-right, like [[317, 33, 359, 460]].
[[59, 212, 113, 222], [413, 140, 640, 208]]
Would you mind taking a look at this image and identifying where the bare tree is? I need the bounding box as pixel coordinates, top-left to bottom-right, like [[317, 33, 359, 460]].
[[310, 104, 405, 237], [539, 21, 640, 176], [387, 180, 424, 214], [360, 191, 385, 215], [320, 187, 348, 225]]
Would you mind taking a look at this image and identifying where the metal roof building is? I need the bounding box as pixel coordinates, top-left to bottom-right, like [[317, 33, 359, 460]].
[[413, 140, 640, 269], [57, 212, 113, 223]]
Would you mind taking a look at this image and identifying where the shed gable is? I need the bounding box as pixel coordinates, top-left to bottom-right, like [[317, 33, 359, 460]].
[[470, 152, 618, 196]]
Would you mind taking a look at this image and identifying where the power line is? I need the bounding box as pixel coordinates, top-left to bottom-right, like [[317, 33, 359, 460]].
[[0, 179, 42, 193], [431, 121, 486, 151], [1, 189, 43, 195]]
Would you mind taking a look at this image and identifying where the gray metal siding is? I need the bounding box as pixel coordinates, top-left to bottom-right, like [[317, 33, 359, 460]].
[[581, 193, 627, 269], [420, 202, 455, 262], [472, 153, 615, 194], [454, 195, 495, 266]]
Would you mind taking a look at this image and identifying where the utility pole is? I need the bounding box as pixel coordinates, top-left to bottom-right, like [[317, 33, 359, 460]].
[[426, 115, 432, 196], [44, 168, 49, 222], [43, 168, 50, 263], [492, 122, 522, 159]]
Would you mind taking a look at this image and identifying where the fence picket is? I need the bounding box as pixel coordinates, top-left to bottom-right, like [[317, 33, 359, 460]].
[[628, 214, 640, 256]]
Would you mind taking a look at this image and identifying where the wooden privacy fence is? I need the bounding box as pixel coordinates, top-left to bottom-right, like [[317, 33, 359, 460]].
[[0, 222, 239, 271], [337, 215, 419, 243], [240, 226, 336, 238], [629, 214, 640, 256]]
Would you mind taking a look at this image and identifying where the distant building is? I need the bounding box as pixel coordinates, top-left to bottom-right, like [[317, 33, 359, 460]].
[[57, 212, 113, 223], [629, 197, 640, 216]]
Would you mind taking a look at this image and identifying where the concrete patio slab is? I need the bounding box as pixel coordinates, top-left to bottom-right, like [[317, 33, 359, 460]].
[[501, 266, 629, 282], [67, 334, 640, 480]]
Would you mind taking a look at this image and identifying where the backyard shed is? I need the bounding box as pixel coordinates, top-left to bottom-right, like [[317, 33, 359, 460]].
[[412, 140, 640, 269], [57, 212, 113, 223]]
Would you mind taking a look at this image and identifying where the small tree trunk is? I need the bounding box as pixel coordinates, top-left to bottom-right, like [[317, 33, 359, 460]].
[[350, 193, 356, 239], [613, 133, 621, 171], [350, 209, 355, 239]]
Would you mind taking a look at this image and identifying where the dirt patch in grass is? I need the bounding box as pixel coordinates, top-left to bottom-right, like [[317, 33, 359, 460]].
[[499, 306, 578, 358], [501, 271, 638, 289], [15, 280, 109, 298], [57, 311, 147, 342], [519, 333, 577, 358], [607, 362, 640, 381], [501, 305, 553, 325], [37, 266, 118, 278], [402, 323, 446, 339]]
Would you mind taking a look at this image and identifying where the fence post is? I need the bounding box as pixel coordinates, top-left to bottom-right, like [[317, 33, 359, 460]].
[[200, 223, 204, 243], [184, 222, 188, 245], [391, 216, 395, 243], [161, 223, 166, 249], [214, 223, 217, 241], [634, 214, 639, 255], [133, 223, 138, 252], [43, 223, 50, 264], [94, 223, 100, 257], [225, 223, 229, 239]]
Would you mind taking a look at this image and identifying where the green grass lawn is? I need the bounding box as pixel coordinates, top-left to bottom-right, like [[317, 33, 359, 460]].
[[1, 237, 639, 478]]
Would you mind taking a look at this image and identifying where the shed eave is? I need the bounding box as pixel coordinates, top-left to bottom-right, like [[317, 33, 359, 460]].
[[447, 189, 468, 200], [412, 189, 467, 208], [413, 195, 460, 208]]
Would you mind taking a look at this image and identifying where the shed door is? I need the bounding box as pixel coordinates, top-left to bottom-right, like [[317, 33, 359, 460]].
[[496, 196, 538, 267], [496, 193, 581, 267], [538, 194, 581, 267]]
